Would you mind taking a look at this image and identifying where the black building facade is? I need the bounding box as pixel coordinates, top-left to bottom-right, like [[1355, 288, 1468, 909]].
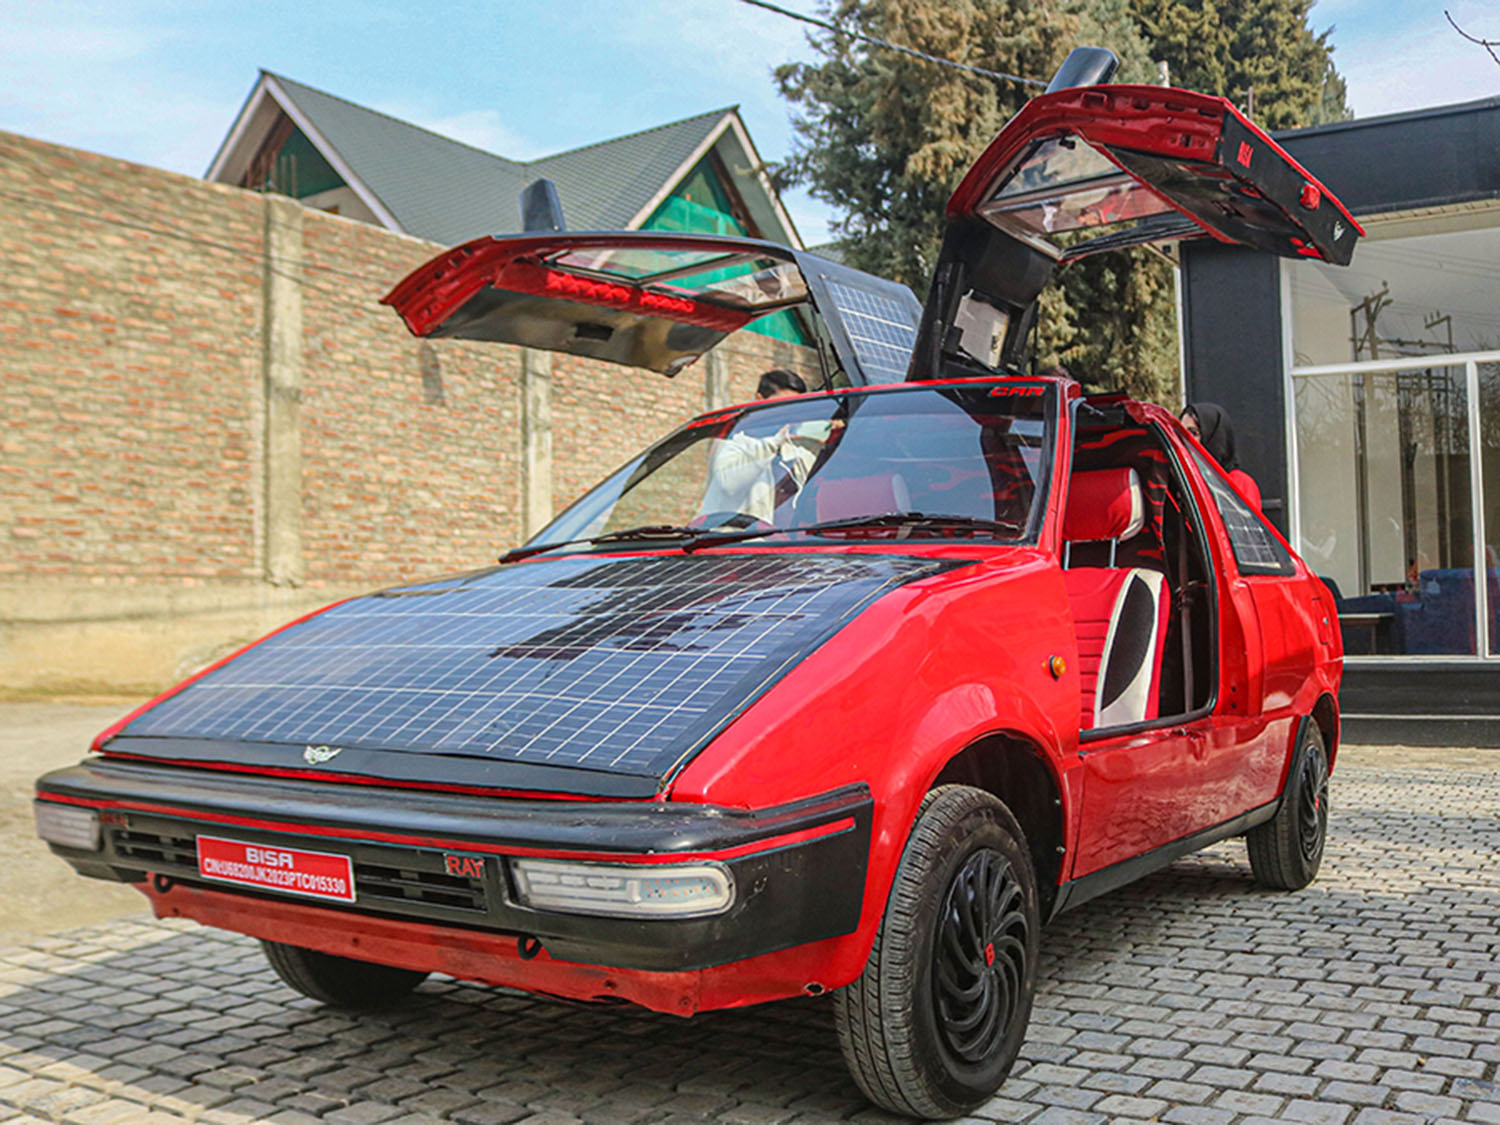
[[1180, 96, 1500, 746]]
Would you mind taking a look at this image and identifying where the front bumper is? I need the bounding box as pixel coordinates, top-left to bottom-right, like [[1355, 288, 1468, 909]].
[[35, 758, 871, 973]]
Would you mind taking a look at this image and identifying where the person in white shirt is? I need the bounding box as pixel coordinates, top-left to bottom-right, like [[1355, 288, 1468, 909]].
[[700, 369, 822, 526]]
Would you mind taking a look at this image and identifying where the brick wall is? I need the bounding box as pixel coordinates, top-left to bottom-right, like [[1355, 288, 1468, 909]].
[[0, 130, 818, 694], [0, 131, 266, 584]]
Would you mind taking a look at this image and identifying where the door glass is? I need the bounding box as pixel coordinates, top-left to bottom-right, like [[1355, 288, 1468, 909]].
[[1294, 366, 1476, 655]]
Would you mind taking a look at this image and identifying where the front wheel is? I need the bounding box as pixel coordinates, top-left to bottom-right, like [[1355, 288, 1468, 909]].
[[261, 941, 429, 1008], [1246, 720, 1329, 890], [835, 786, 1039, 1119]]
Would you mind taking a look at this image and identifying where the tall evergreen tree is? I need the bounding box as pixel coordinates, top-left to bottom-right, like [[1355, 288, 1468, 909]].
[[775, 0, 1347, 401], [1131, 0, 1350, 126]]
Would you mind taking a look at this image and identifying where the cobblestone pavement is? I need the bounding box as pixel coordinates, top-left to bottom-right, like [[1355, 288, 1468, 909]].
[[1, 750, 1496, 1125]]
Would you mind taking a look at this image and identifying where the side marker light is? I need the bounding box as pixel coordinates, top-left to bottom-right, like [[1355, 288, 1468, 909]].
[[1048, 655, 1067, 679]]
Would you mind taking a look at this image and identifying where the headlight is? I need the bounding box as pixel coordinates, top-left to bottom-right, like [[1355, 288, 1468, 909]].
[[509, 858, 734, 919], [34, 802, 101, 851]]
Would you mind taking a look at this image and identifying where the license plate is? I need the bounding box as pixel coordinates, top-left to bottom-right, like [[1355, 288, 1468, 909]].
[[196, 835, 356, 903]]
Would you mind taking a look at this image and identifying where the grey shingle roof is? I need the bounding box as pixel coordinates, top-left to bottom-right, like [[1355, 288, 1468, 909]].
[[267, 72, 731, 244]]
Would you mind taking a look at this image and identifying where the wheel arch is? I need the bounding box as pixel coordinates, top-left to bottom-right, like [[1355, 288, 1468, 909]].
[[1311, 692, 1339, 767], [929, 733, 1066, 919]]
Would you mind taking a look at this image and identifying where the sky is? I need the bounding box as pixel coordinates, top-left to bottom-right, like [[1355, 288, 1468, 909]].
[[1, 0, 1498, 247]]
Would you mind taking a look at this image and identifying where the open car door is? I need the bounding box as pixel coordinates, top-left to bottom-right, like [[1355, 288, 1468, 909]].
[[910, 79, 1364, 378], [383, 232, 923, 386]]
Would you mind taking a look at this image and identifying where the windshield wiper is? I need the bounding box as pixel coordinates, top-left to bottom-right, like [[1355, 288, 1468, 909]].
[[499, 524, 702, 564], [683, 512, 1025, 552]]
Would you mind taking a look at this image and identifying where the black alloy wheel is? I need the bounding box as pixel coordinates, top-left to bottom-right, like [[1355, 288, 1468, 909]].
[[1247, 720, 1330, 890], [1295, 739, 1330, 866], [835, 785, 1039, 1119], [934, 848, 1029, 1066]]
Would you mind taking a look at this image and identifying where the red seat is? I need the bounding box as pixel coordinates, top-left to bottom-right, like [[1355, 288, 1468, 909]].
[[1063, 468, 1168, 729]]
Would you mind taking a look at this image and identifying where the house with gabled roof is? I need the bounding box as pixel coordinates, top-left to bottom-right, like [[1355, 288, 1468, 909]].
[[206, 71, 803, 251], [206, 72, 809, 344]]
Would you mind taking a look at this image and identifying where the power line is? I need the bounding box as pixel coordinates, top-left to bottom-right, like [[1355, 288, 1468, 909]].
[[732, 0, 1047, 88]]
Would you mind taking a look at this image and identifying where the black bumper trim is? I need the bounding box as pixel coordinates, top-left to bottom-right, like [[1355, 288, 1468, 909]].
[[37, 759, 871, 971]]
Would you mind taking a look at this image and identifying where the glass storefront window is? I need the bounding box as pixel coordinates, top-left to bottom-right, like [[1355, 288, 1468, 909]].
[[1294, 366, 1476, 655], [1289, 219, 1500, 659], [1289, 226, 1500, 368]]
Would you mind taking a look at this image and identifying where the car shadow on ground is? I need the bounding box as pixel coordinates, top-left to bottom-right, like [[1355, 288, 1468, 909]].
[[0, 843, 1324, 1124]]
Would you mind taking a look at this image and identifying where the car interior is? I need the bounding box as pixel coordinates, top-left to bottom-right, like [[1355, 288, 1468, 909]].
[[1064, 405, 1215, 731]]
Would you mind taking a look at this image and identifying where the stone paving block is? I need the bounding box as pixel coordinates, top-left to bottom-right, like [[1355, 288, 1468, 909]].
[[1280, 1099, 1355, 1124], [1024, 1110, 1105, 1125], [1093, 1094, 1168, 1117], [448, 1102, 531, 1125], [321, 1103, 407, 1125], [1348, 1110, 1428, 1125], [0, 756, 1496, 1125], [1161, 1107, 1237, 1125], [1029, 1084, 1104, 1110], [1319, 1080, 1393, 1106]]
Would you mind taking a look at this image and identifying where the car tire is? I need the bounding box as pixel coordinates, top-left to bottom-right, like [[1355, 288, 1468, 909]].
[[1246, 721, 1329, 890], [835, 785, 1039, 1119], [261, 940, 429, 1008]]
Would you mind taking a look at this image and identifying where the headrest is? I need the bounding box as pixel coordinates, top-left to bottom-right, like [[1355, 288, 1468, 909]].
[[1064, 467, 1144, 542]]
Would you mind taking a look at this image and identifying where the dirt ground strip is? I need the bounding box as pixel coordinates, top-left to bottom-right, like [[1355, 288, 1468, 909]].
[[0, 707, 1496, 1124]]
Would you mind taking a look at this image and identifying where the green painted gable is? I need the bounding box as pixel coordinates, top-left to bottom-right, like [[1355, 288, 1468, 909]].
[[642, 157, 808, 344]]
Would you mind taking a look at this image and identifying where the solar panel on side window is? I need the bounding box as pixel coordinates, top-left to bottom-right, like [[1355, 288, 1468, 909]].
[[822, 279, 918, 384], [122, 554, 956, 780]]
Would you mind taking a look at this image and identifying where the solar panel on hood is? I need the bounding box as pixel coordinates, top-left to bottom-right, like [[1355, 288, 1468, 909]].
[[119, 553, 957, 782]]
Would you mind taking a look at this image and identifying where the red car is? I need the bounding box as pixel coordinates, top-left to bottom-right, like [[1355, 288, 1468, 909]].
[[35, 51, 1358, 1118]]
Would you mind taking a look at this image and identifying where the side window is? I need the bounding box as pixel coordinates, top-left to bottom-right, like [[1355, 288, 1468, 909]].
[[1183, 444, 1296, 577]]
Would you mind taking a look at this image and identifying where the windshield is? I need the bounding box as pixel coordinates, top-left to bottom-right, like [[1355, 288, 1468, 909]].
[[531, 382, 1056, 551]]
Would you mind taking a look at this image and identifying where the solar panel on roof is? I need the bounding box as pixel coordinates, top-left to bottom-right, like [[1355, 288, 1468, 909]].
[[120, 554, 959, 783], [822, 279, 919, 384]]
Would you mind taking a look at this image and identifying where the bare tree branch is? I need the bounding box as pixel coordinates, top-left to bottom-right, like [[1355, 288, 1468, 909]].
[[1446, 9, 1500, 66]]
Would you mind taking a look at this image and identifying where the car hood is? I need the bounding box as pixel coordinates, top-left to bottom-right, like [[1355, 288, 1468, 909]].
[[104, 552, 967, 798]]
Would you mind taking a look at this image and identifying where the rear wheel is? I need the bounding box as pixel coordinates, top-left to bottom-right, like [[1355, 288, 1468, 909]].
[[261, 941, 428, 1008], [1247, 721, 1329, 890], [835, 786, 1039, 1119]]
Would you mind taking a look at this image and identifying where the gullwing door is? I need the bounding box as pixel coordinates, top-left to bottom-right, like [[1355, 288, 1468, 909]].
[[383, 231, 923, 385]]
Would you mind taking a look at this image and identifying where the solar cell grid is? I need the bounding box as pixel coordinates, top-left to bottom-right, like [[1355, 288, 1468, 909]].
[[824, 279, 918, 384], [122, 554, 953, 780], [1183, 445, 1293, 575]]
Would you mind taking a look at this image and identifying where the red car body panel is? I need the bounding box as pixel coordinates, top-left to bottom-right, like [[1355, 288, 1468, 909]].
[[37, 374, 1343, 1017], [36, 63, 1353, 1047]]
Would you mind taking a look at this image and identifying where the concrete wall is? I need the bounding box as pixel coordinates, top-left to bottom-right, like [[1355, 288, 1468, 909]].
[[0, 131, 816, 696]]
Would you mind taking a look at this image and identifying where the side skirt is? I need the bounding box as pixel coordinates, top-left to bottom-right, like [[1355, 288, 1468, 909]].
[[1049, 799, 1279, 918]]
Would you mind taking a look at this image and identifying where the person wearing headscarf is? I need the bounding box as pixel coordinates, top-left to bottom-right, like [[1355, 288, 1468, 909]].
[[1181, 402, 1262, 512]]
